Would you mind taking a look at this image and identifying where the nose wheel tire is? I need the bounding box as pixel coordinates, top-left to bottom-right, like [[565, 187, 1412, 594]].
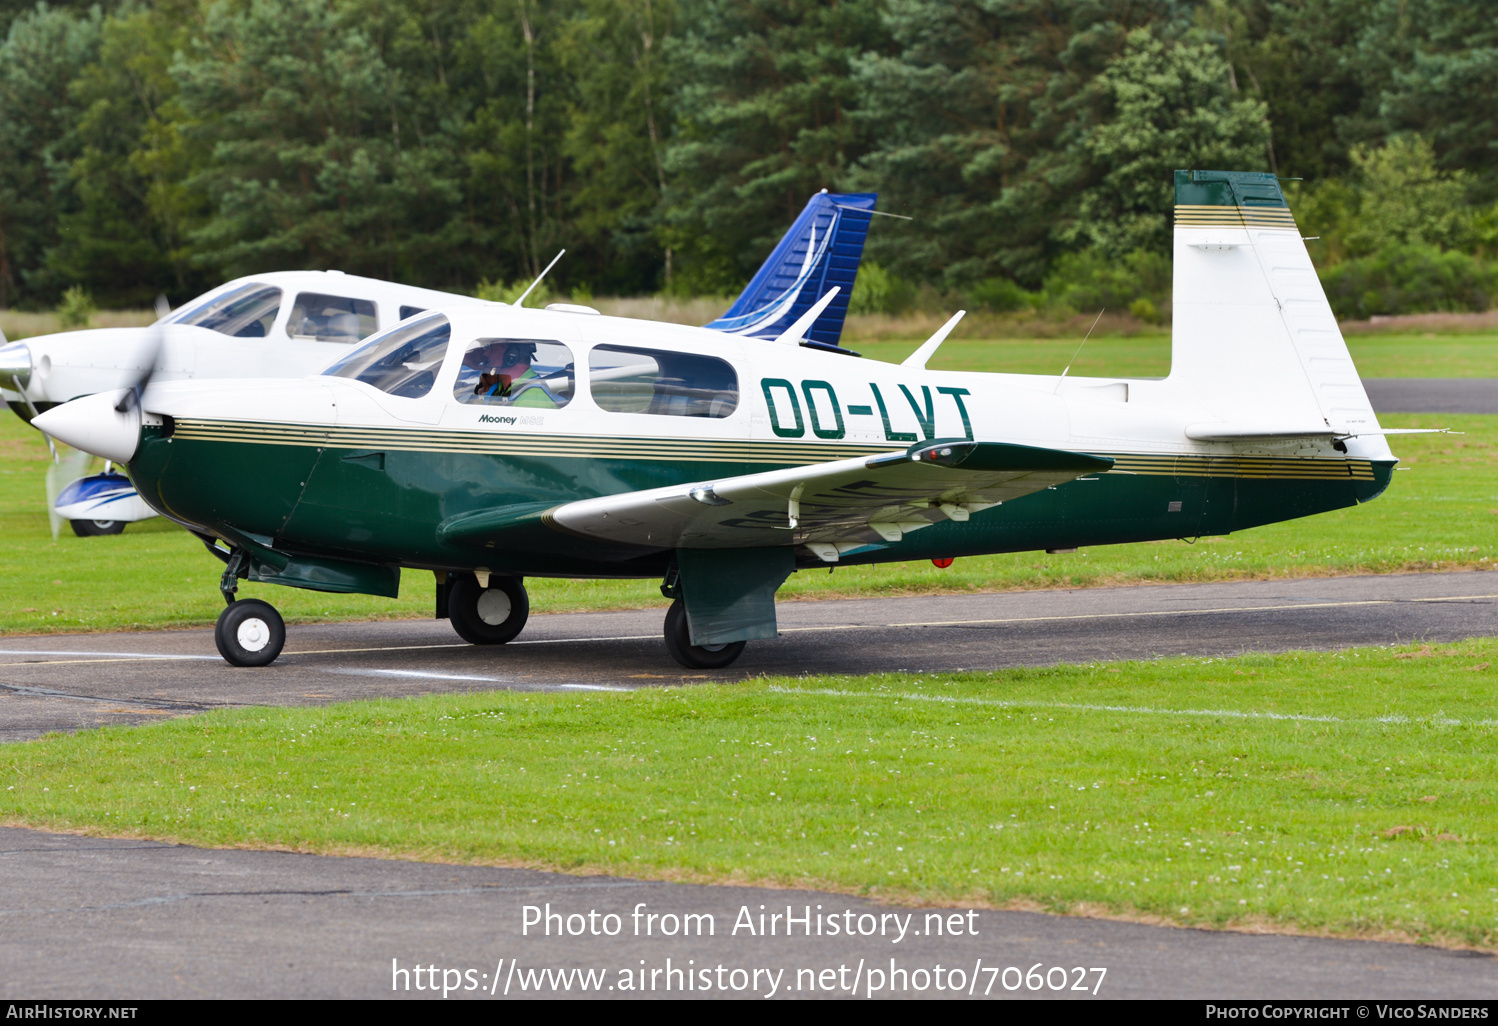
[[214, 599, 286, 667], [448, 574, 529, 645], [663, 599, 746, 669], [70, 519, 125, 537]]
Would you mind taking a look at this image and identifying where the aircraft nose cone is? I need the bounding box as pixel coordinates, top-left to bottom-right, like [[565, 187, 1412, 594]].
[[32, 390, 141, 463]]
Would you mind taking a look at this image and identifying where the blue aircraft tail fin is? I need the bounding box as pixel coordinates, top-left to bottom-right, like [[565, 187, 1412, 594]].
[[704, 191, 876, 350]]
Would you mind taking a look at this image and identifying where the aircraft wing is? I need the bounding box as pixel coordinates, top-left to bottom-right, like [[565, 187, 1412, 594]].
[[442, 440, 1112, 560]]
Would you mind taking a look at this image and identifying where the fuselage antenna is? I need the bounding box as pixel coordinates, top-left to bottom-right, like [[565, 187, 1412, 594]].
[[513, 249, 566, 307], [1053, 308, 1105, 395]]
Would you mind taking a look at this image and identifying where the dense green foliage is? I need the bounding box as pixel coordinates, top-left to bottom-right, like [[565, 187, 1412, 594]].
[[0, 0, 1493, 314]]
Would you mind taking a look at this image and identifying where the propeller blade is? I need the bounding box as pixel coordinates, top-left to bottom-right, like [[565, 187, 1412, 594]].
[[114, 320, 164, 414], [45, 448, 90, 541]]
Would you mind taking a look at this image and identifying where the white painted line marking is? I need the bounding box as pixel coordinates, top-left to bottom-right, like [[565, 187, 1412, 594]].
[[0, 650, 220, 663], [506, 635, 657, 646], [2, 592, 1490, 664], [558, 683, 631, 692], [799, 594, 1498, 632], [320, 668, 510, 683], [767, 686, 1498, 728]]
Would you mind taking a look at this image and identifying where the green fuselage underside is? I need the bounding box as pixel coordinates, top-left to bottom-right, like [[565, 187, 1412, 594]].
[[130, 425, 1394, 592]]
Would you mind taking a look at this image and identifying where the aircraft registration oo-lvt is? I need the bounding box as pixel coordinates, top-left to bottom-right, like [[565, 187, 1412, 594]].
[[34, 171, 1414, 670]]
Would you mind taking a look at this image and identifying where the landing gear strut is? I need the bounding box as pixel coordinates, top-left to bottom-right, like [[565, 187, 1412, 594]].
[[448, 573, 530, 645], [663, 598, 746, 670], [201, 539, 286, 667]]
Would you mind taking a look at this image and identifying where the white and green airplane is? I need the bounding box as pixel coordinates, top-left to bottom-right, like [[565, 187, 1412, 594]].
[[32, 171, 1404, 670], [1, 191, 876, 535]]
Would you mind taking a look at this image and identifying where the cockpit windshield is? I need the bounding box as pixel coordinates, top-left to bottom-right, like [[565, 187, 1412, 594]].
[[322, 313, 450, 399], [169, 282, 282, 337]]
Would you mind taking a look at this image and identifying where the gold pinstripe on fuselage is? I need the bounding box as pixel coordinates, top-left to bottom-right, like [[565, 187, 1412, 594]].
[[1104, 454, 1375, 481], [170, 419, 886, 464], [168, 418, 1375, 480]]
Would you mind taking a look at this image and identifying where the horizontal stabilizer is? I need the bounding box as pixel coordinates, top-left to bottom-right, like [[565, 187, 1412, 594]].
[[1185, 422, 1337, 441], [706, 191, 876, 348], [1186, 422, 1447, 442]]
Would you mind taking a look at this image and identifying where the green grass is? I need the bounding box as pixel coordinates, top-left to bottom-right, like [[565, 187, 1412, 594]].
[[2, 411, 1494, 634], [855, 333, 1498, 379], [5, 640, 1495, 947], [1341, 334, 1498, 379]]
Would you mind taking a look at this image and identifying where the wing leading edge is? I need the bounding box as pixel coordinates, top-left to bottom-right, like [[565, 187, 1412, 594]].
[[439, 440, 1113, 561]]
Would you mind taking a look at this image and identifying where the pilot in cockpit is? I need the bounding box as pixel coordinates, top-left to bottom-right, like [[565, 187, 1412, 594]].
[[457, 339, 570, 408]]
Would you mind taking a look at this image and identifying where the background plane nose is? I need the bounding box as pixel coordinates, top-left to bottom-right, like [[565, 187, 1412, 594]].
[[0, 342, 31, 393], [31, 389, 141, 463]]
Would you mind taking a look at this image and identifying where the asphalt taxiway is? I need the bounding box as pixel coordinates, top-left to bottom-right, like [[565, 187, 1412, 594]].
[[0, 570, 1494, 742], [1364, 378, 1498, 414], [3, 571, 1495, 998], [1, 826, 1494, 1000]]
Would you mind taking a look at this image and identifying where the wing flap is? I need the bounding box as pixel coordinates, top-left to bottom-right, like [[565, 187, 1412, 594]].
[[547, 439, 1112, 553]]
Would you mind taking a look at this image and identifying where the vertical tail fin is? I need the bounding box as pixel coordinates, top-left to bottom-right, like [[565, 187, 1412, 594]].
[[1169, 170, 1387, 450], [705, 190, 876, 349]]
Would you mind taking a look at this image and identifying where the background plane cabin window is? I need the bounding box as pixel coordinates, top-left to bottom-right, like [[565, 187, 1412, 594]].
[[322, 313, 449, 399], [455, 339, 574, 408], [168, 282, 281, 337], [399, 305, 426, 320], [588, 345, 738, 418], [285, 293, 377, 344]]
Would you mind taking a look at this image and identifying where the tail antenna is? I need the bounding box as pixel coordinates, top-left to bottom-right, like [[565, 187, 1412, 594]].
[[514, 249, 566, 308], [1052, 308, 1105, 395]]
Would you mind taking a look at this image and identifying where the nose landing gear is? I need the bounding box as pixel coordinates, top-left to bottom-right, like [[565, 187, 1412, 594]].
[[210, 544, 287, 667]]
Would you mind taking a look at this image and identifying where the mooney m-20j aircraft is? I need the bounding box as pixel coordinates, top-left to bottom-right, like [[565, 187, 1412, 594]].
[[35, 172, 1404, 669], [1, 190, 876, 534]]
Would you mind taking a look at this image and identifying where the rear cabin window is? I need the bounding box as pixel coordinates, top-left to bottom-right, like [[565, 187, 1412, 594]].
[[588, 345, 738, 418], [322, 313, 449, 399], [454, 338, 574, 409], [170, 282, 282, 337], [285, 293, 377, 344]]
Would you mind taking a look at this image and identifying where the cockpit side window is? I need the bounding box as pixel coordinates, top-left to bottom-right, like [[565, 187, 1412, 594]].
[[455, 339, 574, 408], [322, 313, 449, 399], [589, 345, 738, 418], [285, 293, 377, 343], [169, 282, 282, 337]]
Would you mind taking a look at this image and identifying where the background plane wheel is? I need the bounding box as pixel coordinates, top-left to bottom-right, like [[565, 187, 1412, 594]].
[[663, 599, 746, 670], [70, 519, 125, 537], [449, 574, 529, 645], [214, 599, 285, 667]]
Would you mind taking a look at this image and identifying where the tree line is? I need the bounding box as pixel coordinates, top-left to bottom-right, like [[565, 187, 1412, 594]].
[[0, 0, 1494, 318]]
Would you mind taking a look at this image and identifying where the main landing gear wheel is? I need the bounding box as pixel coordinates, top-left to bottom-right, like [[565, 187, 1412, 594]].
[[449, 574, 529, 645], [70, 519, 125, 537], [663, 598, 746, 670], [214, 599, 286, 667]]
